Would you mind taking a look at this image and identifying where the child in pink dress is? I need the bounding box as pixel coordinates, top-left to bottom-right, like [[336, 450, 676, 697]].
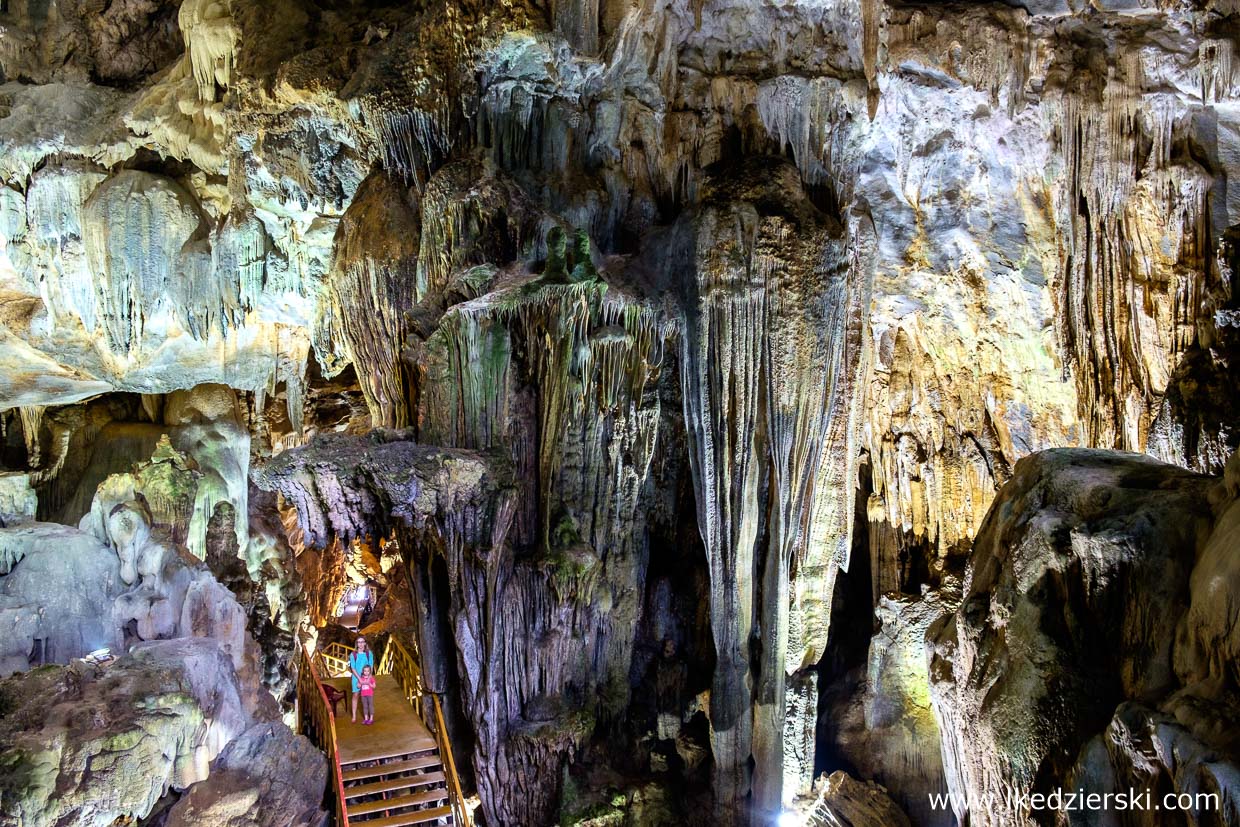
[[359, 665, 377, 725]]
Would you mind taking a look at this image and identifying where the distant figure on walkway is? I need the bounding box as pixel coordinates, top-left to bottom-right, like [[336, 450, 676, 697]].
[[359, 665, 377, 725], [359, 581, 378, 628], [349, 637, 374, 723]]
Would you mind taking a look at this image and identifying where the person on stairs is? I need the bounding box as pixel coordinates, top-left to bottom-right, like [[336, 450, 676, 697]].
[[349, 636, 374, 723], [359, 665, 377, 725]]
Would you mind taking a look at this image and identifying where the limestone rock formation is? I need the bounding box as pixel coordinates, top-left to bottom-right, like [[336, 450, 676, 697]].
[[0, 522, 122, 676], [162, 722, 328, 827], [0, 492, 301, 825], [806, 771, 912, 827], [0, 474, 35, 526], [2, 0, 1240, 822], [929, 449, 1240, 826], [824, 584, 960, 827], [0, 638, 254, 827]]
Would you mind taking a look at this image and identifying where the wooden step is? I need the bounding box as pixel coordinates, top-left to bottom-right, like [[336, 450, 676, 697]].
[[345, 771, 447, 799], [347, 805, 453, 826], [343, 754, 443, 782], [347, 788, 448, 817], [340, 740, 439, 765]]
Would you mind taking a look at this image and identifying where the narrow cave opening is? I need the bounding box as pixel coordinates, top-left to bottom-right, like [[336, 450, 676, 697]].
[[814, 454, 877, 780], [420, 550, 477, 790], [0, 411, 29, 471], [27, 638, 44, 666], [122, 619, 142, 651]]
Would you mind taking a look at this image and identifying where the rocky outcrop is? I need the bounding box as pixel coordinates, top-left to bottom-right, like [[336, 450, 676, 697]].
[[0, 493, 303, 825], [806, 771, 912, 827], [0, 522, 122, 676], [0, 473, 35, 526], [824, 585, 960, 827], [252, 431, 507, 550], [162, 722, 328, 827], [0, 638, 254, 827], [928, 449, 1240, 826]]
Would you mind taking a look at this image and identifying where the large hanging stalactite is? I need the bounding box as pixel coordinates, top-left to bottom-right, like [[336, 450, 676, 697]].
[[1053, 50, 1215, 453], [669, 159, 878, 818], [83, 170, 206, 356], [323, 168, 421, 429]]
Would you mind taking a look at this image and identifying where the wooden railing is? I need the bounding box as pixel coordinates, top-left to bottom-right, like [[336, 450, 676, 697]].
[[378, 636, 472, 827], [377, 633, 424, 717], [296, 643, 350, 827], [431, 692, 471, 827], [316, 641, 354, 678]]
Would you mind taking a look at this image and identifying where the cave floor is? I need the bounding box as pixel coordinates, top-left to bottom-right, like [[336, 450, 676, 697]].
[[329, 676, 438, 764]]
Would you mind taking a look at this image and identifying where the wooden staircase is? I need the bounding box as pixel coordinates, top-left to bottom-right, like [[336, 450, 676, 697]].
[[297, 638, 472, 827], [341, 746, 453, 826]]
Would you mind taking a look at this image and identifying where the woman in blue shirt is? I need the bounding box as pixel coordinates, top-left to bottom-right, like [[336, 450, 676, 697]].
[[349, 636, 374, 723]]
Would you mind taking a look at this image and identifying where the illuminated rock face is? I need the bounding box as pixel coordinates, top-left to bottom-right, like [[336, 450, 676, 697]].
[[1, 0, 1240, 823], [928, 450, 1240, 827]]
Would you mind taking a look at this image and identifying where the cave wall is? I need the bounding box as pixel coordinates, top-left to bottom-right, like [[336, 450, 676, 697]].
[[1, 0, 1240, 823]]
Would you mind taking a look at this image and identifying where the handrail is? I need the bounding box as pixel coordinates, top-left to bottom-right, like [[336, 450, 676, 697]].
[[377, 634, 423, 714], [379, 636, 472, 827], [431, 693, 471, 827], [316, 641, 355, 678], [297, 643, 350, 827]]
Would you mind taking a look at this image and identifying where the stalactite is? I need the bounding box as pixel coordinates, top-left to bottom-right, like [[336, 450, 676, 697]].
[[1200, 37, 1236, 104], [756, 76, 861, 195], [282, 353, 308, 444], [754, 208, 875, 810], [669, 161, 877, 816], [17, 406, 44, 468], [326, 169, 421, 428], [861, 0, 882, 118], [415, 160, 537, 304], [419, 309, 513, 450], [331, 261, 415, 428], [408, 257, 669, 823], [22, 165, 107, 334], [82, 170, 206, 355], [356, 102, 451, 187], [223, 209, 270, 317], [178, 237, 244, 340], [473, 34, 595, 177], [678, 200, 767, 824], [884, 6, 1032, 113], [179, 0, 237, 103], [1053, 56, 1211, 451], [429, 275, 664, 550], [551, 0, 600, 56]]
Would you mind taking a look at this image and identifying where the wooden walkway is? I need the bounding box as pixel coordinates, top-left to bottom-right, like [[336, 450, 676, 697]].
[[299, 636, 469, 826], [329, 676, 437, 764]]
